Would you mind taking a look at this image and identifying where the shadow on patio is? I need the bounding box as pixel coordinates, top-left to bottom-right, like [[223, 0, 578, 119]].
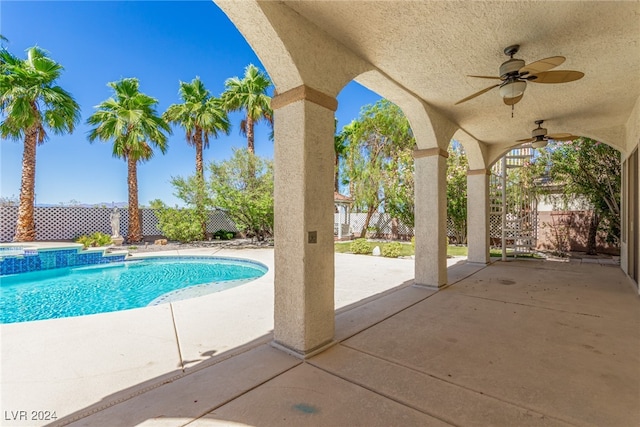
[[51, 259, 639, 427]]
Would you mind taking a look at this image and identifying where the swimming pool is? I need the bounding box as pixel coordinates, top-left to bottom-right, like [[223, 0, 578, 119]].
[[0, 256, 267, 324]]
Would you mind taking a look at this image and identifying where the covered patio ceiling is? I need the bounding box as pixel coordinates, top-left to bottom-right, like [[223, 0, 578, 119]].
[[226, 1, 640, 155]]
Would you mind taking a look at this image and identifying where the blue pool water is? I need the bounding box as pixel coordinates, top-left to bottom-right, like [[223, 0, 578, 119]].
[[0, 257, 267, 324]]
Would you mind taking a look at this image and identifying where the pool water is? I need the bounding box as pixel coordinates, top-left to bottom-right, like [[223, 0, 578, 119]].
[[0, 257, 266, 324]]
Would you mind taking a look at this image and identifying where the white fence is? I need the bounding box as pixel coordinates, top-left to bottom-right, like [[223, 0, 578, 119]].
[[0, 206, 237, 242], [2, 206, 464, 243], [344, 212, 414, 239]]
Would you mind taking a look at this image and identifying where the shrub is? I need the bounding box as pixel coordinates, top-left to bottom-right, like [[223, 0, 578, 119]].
[[150, 200, 205, 243], [76, 232, 112, 248], [350, 238, 372, 255], [209, 149, 274, 241], [214, 229, 236, 240], [381, 242, 403, 258]]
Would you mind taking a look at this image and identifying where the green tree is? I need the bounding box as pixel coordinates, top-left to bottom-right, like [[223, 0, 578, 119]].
[[221, 64, 272, 154], [536, 137, 620, 254], [209, 149, 273, 240], [386, 148, 415, 229], [341, 99, 415, 237], [164, 77, 230, 239], [150, 199, 205, 243], [0, 46, 80, 241], [166, 173, 213, 242], [87, 78, 170, 242], [447, 141, 469, 244], [334, 119, 352, 194]]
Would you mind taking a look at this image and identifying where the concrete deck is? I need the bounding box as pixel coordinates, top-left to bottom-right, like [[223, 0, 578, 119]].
[[1, 249, 638, 426]]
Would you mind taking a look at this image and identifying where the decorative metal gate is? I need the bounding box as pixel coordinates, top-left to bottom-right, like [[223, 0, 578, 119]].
[[489, 147, 538, 258]]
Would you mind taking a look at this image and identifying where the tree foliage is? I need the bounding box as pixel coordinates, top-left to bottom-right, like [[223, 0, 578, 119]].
[[150, 200, 206, 243], [87, 78, 170, 242], [447, 142, 468, 244], [220, 64, 272, 154], [535, 137, 620, 253], [339, 99, 416, 236], [209, 149, 273, 241], [0, 46, 80, 241], [164, 77, 230, 239], [163, 77, 230, 178]]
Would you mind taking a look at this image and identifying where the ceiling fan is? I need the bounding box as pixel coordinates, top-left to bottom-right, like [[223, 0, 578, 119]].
[[517, 120, 579, 148], [455, 45, 584, 106]]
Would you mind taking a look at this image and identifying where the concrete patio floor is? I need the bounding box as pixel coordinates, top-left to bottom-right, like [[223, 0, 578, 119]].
[[2, 249, 639, 426]]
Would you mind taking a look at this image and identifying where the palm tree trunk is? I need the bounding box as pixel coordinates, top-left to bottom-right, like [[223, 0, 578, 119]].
[[195, 129, 204, 180], [14, 127, 38, 241], [194, 127, 207, 240], [127, 155, 142, 242], [246, 116, 255, 154]]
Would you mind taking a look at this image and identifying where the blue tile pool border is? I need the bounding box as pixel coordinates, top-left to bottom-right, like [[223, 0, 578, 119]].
[[0, 247, 126, 276]]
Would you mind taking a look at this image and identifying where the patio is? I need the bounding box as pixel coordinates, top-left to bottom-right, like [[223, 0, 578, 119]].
[[0, 247, 452, 425], [2, 249, 637, 426], [2, 2, 639, 425]]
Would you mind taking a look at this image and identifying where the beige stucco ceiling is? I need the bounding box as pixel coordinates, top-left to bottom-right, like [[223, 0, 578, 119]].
[[217, 1, 640, 155]]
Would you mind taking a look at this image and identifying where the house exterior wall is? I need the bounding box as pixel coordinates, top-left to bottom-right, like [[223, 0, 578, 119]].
[[536, 210, 619, 255]]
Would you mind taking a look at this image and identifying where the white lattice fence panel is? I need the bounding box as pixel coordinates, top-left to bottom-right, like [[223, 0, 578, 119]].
[[141, 209, 160, 235], [0, 206, 237, 242], [348, 212, 414, 238], [0, 206, 18, 242], [489, 214, 502, 239], [207, 211, 239, 233]]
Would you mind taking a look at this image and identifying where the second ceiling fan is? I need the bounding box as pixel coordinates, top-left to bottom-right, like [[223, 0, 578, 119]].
[[517, 120, 579, 148], [455, 45, 584, 106]]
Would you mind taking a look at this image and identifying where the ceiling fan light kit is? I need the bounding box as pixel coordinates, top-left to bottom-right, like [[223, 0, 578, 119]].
[[531, 139, 549, 149], [499, 80, 527, 99]]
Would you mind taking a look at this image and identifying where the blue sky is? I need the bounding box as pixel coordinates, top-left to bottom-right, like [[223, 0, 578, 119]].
[[0, 1, 381, 206]]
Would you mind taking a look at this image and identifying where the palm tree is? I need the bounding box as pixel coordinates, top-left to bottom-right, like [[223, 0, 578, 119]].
[[164, 77, 230, 238], [87, 78, 170, 242], [0, 46, 80, 241], [221, 64, 272, 154], [164, 77, 230, 181]]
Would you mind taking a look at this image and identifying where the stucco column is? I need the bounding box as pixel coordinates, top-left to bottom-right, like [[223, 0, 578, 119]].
[[467, 169, 491, 264], [414, 148, 448, 288], [271, 85, 337, 357]]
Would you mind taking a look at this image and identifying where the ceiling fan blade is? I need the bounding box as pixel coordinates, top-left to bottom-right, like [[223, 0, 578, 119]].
[[519, 56, 565, 74], [503, 93, 523, 105], [529, 70, 585, 84], [516, 137, 536, 143], [547, 133, 578, 141], [454, 84, 500, 105], [468, 75, 502, 80]]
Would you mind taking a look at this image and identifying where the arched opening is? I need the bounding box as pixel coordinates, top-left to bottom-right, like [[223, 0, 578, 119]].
[[487, 137, 622, 262]]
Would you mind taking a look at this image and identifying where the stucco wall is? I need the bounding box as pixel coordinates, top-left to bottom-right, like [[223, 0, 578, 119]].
[[537, 210, 619, 255]]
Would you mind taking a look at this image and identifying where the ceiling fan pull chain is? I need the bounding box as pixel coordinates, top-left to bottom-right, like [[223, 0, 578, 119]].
[[511, 104, 514, 118]]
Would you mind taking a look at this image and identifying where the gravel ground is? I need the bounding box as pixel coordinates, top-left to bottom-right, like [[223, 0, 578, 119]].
[[124, 238, 274, 254]]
